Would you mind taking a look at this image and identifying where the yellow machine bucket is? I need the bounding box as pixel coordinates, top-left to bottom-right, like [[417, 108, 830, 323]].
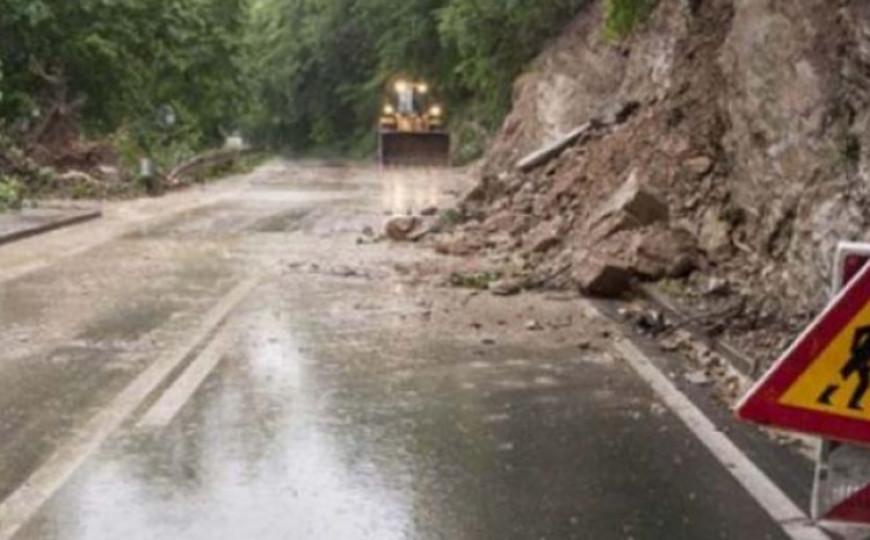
[[378, 131, 451, 167]]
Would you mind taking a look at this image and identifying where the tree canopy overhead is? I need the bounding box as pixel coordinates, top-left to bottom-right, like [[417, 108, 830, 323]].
[[1, 0, 587, 159], [244, 0, 587, 154]]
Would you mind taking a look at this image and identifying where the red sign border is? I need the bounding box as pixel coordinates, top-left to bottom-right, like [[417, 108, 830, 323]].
[[736, 261, 870, 446], [825, 482, 870, 523]]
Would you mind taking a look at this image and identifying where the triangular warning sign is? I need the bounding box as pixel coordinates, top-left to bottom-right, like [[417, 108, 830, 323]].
[[737, 262, 870, 446]]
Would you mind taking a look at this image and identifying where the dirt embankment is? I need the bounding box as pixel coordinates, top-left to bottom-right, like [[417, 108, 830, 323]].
[[431, 0, 870, 368]]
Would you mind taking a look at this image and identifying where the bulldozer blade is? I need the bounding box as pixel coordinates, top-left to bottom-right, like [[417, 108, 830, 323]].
[[379, 131, 450, 167]]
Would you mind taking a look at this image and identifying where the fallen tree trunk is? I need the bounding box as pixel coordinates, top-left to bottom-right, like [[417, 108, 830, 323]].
[[515, 121, 597, 173], [165, 148, 240, 185], [514, 101, 640, 173]]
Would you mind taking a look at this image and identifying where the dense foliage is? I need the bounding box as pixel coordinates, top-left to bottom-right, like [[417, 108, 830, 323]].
[[1, 0, 591, 165], [245, 0, 587, 154], [0, 0, 249, 150]]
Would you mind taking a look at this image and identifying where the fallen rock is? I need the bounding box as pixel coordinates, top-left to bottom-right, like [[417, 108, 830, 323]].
[[489, 277, 525, 296], [421, 206, 439, 217], [632, 227, 699, 279], [525, 320, 544, 331], [434, 233, 485, 256], [524, 220, 563, 254], [593, 169, 670, 234], [407, 220, 436, 242], [572, 254, 633, 298], [704, 277, 731, 296], [385, 216, 422, 242], [698, 207, 733, 259], [483, 210, 519, 234], [684, 370, 713, 386], [683, 156, 714, 177]]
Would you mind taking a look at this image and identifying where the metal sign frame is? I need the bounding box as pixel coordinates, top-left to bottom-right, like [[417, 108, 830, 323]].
[[813, 242, 870, 525]]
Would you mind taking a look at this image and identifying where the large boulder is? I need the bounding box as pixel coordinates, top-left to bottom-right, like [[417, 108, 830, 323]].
[[572, 252, 633, 298], [591, 169, 670, 238]]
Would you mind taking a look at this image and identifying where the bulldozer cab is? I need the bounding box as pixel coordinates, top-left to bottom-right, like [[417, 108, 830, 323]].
[[378, 78, 450, 167]]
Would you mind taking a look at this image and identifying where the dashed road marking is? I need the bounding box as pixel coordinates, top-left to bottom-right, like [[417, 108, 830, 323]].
[[0, 277, 259, 540], [137, 325, 233, 429]]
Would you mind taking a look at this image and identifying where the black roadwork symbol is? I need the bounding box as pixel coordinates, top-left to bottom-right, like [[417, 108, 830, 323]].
[[818, 326, 870, 411]]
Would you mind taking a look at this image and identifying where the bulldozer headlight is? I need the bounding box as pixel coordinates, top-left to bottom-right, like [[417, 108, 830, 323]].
[[394, 80, 410, 94], [416, 83, 429, 94], [429, 105, 443, 117], [383, 104, 395, 115]]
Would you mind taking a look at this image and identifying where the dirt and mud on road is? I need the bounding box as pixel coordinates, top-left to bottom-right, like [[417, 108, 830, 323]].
[[0, 161, 831, 539]]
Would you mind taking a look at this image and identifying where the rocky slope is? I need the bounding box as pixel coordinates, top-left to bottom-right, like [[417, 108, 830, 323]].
[[435, 0, 870, 367]]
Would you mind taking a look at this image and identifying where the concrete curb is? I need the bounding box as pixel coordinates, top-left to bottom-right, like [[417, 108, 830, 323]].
[[0, 210, 103, 247]]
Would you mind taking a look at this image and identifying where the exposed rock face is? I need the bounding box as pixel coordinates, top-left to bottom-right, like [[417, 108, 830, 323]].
[[440, 0, 870, 365], [718, 0, 870, 309]]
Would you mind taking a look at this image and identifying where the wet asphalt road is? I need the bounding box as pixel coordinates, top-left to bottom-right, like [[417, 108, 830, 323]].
[[0, 162, 804, 538]]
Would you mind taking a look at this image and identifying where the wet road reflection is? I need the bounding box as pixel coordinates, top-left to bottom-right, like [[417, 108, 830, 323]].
[[19, 276, 788, 540], [8, 164, 789, 539]]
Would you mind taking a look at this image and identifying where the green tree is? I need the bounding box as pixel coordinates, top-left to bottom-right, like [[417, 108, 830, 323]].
[[0, 0, 249, 147]]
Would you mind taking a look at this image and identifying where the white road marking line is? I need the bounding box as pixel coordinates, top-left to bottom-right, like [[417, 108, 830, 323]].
[[578, 300, 832, 540], [0, 277, 259, 540], [137, 325, 233, 429]]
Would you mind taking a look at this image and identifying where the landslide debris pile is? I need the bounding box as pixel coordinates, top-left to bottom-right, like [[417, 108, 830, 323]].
[[0, 112, 127, 203], [430, 0, 870, 366]]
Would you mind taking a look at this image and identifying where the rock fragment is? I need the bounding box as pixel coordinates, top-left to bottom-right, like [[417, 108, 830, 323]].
[[684, 370, 713, 386], [489, 277, 525, 296], [525, 320, 543, 331], [632, 227, 699, 279], [434, 233, 485, 256], [573, 255, 632, 298], [592, 170, 670, 235], [385, 216, 422, 242], [698, 208, 732, 258], [683, 156, 714, 177]]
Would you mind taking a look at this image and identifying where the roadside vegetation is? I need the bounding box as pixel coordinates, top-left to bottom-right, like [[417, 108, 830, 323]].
[[0, 0, 249, 200]]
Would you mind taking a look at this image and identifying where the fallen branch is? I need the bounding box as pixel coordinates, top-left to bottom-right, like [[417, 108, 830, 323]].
[[165, 148, 240, 185], [58, 169, 99, 186]]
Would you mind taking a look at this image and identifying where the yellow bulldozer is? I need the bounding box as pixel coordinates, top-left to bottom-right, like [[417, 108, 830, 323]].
[[378, 78, 450, 167]]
